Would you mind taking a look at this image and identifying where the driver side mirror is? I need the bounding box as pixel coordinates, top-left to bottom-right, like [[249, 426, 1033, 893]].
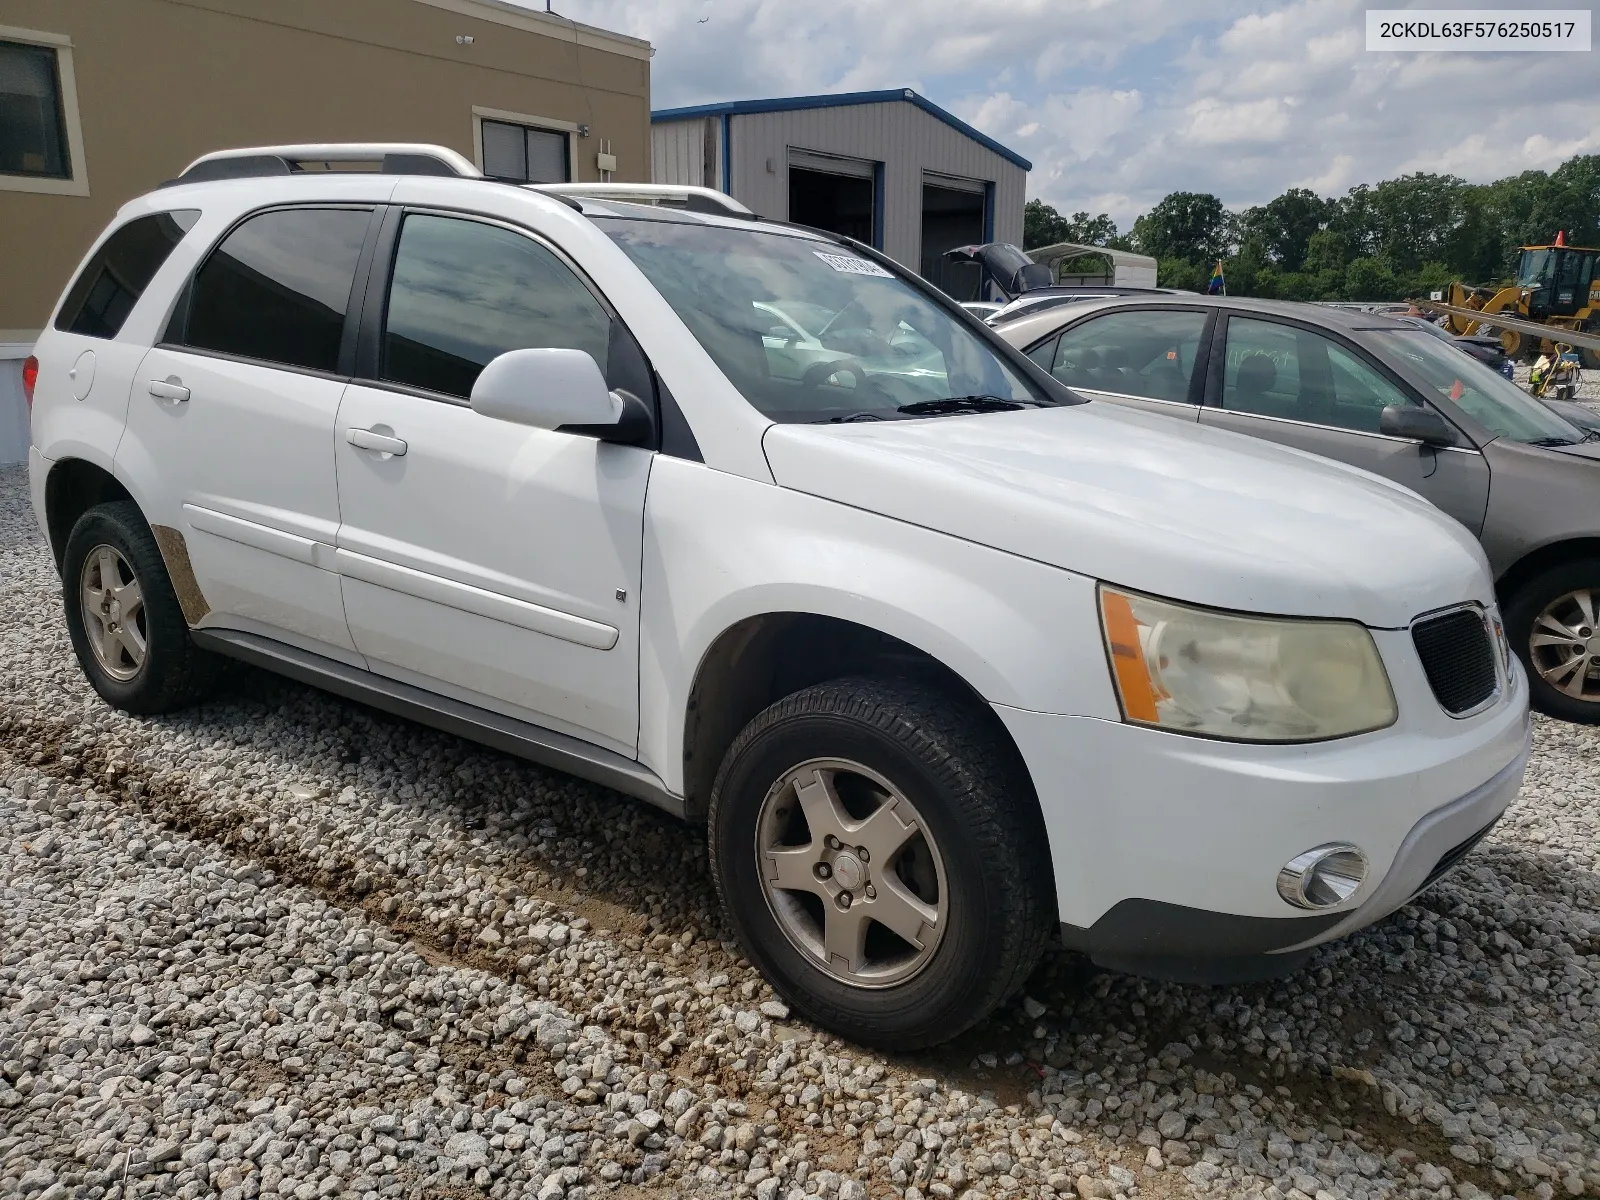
[[470, 348, 654, 446], [1379, 403, 1456, 447]]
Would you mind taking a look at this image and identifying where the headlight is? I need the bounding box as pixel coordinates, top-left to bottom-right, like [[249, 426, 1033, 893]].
[[1099, 585, 1398, 742]]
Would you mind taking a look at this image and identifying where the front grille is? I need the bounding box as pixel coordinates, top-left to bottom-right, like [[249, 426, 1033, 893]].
[[1412, 608, 1498, 715]]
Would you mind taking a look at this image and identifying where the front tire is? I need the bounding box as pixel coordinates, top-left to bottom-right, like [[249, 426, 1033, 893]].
[[1504, 559, 1600, 724], [62, 501, 219, 714], [709, 678, 1055, 1049]]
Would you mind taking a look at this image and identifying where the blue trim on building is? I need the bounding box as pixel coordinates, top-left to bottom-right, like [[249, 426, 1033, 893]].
[[872, 161, 885, 249], [652, 89, 1031, 172], [720, 113, 731, 195]]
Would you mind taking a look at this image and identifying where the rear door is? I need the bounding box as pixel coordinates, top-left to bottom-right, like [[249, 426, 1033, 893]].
[[1023, 307, 1212, 422], [119, 205, 378, 656], [1198, 312, 1490, 533]]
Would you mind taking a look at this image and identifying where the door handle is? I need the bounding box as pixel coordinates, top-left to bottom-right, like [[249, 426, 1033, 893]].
[[147, 378, 190, 402], [346, 427, 408, 456]]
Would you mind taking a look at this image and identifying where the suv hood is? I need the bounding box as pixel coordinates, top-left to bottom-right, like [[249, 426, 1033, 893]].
[[762, 404, 1493, 628]]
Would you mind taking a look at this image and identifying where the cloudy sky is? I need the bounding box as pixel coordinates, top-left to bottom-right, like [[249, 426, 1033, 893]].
[[563, 0, 1600, 229]]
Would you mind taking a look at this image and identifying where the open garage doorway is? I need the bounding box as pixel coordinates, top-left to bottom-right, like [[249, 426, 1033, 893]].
[[920, 177, 989, 300], [788, 150, 878, 244]]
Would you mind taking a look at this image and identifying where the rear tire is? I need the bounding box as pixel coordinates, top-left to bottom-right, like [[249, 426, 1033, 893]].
[[62, 501, 220, 714], [708, 677, 1055, 1049], [1504, 559, 1600, 724]]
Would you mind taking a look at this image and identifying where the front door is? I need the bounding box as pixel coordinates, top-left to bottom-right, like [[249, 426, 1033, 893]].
[[1198, 314, 1491, 533], [120, 205, 377, 656], [333, 210, 653, 754]]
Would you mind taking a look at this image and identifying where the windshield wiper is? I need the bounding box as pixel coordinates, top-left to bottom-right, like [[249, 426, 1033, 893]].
[[897, 395, 1028, 416], [1526, 435, 1580, 447]]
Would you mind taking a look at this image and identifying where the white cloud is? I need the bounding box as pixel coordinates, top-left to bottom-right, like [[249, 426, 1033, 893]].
[[542, 0, 1600, 228], [1182, 97, 1291, 146]]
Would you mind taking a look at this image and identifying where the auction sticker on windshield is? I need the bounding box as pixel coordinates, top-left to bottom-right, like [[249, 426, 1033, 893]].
[[813, 251, 894, 278]]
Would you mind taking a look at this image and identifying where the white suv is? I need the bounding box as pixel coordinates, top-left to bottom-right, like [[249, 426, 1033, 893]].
[[27, 144, 1530, 1048]]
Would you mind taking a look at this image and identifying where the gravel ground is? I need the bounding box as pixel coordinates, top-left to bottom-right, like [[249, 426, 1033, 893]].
[[1, 463, 1597, 1200], [1512, 362, 1600, 403]]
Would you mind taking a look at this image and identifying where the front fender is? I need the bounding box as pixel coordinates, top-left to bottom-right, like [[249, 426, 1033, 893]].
[[636, 456, 1120, 793]]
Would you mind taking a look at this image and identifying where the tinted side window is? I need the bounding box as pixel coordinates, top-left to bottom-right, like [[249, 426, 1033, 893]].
[[1326, 343, 1415, 433], [1220, 318, 1305, 419], [381, 214, 611, 398], [54, 211, 200, 339], [1222, 317, 1416, 434], [1050, 310, 1205, 402], [182, 208, 371, 373], [1024, 334, 1059, 369]]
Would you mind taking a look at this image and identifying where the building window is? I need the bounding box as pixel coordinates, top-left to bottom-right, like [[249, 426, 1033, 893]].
[[479, 118, 571, 184], [0, 40, 67, 178], [0, 27, 88, 195]]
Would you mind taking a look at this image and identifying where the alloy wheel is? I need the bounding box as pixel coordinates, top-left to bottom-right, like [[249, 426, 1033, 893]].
[[754, 757, 947, 988], [1528, 588, 1600, 701], [79, 544, 147, 681]]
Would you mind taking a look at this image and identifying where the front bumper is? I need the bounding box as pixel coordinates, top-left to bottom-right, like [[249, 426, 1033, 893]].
[[996, 655, 1531, 982], [1054, 748, 1525, 983]]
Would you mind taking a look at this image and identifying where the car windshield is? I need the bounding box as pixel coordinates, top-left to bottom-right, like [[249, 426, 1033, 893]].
[[601, 218, 1056, 422], [1373, 330, 1587, 445]]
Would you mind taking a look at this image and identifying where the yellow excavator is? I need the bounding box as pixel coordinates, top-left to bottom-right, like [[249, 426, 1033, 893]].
[[1425, 239, 1600, 368]]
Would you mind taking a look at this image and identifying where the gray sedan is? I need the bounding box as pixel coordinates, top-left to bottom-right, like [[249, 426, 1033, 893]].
[[995, 295, 1600, 723]]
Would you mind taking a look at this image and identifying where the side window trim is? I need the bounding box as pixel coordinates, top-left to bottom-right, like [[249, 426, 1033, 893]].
[[164, 202, 379, 376], [1204, 310, 1477, 447], [1049, 305, 1213, 405], [354, 205, 668, 454]]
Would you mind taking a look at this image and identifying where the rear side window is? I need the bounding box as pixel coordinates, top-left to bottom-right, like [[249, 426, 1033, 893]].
[[181, 207, 371, 374], [380, 213, 611, 398], [54, 210, 200, 339], [1049, 309, 1206, 403]]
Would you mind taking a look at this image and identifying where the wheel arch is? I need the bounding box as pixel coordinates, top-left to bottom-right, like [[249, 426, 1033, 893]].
[[1495, 536, 1600, 608], [679, 611, 1042, 835], [44, 457, 135, 570]]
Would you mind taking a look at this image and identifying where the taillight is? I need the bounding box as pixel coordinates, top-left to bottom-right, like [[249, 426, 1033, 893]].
[[22, 355, 38, 409]]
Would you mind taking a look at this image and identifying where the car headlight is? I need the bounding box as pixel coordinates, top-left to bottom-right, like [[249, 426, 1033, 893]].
[[1099, 585, 1398, 742]]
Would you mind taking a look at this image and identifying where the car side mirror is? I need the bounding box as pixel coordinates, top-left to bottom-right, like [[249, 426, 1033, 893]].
[[470, 347, 653, 446], [1379, 404, 1456, 447]]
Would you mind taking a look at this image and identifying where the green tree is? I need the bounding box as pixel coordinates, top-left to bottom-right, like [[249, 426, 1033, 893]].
[[1239, 187, 1333, 272], [1345, 257, 1399, 301], [1023, 199, 1073, 250], [1303, 228, 1353, 275], [1132, 192, 1229, 263]]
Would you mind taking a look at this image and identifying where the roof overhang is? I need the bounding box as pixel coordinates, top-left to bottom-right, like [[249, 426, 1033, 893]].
[[410, 0, 653, 60], [651, 89, 1031, 171]]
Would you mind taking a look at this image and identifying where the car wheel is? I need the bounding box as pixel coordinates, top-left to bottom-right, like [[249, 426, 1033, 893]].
[[62, 501, 220, 714], [708, 677, 1055, 1049], [1504, 559, 1600, 724]]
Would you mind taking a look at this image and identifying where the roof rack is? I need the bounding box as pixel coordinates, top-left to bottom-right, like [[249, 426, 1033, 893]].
[[530, 183, 754, 217], [170, 143, 483, 185]]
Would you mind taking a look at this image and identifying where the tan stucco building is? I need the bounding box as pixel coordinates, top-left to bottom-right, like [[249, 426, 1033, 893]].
[[0, 0, 653, 342]]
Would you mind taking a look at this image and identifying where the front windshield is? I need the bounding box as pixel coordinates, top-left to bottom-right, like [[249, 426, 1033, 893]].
[[1372, 330, 1587, 445], [602, 218, 1055, 422], [1516, 249, 1552, 289]]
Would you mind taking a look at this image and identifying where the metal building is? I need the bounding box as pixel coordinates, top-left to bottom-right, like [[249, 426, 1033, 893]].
[[650, 89, 1030, 300]]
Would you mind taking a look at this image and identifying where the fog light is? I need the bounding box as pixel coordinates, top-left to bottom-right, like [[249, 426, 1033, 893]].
[[1277, 844, 1368, 910]]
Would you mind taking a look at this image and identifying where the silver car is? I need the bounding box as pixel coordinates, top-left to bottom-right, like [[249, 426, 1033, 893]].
[[996, 294, 1600, 723]]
